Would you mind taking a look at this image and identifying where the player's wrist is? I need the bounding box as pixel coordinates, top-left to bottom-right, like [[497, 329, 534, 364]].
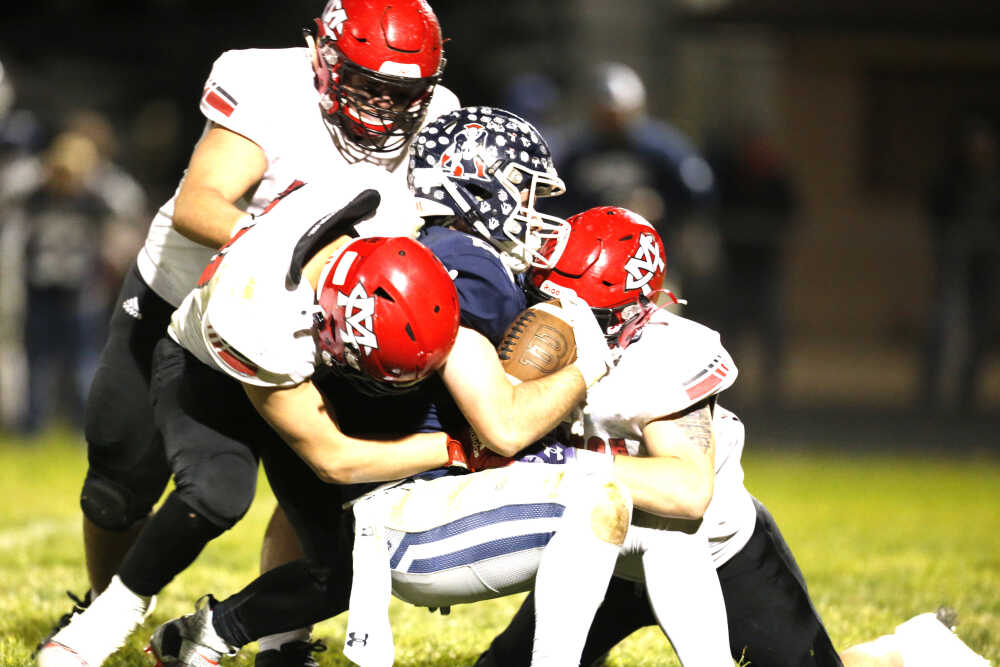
[[445, 437, 469, 471]]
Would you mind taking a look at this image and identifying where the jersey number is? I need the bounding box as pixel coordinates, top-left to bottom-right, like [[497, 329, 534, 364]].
[[566, 434, 629, 457]]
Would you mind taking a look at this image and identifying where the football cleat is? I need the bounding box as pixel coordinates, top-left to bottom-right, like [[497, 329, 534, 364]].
[[33, 589, 92, 658], [253, 639, 327, 667], [895, 606, 991, 667], [36, 577, 154, 667], [147, 595, 238, 667]]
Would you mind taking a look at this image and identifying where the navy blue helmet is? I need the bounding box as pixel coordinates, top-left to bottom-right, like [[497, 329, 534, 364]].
[[408, 106, 569, 272]]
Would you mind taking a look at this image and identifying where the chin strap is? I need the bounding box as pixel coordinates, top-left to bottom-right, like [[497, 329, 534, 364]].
[[616, 289, 686, 350]]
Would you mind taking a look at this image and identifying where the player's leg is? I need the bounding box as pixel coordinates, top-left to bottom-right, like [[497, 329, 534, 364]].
[[254, 504, 317, 666], [383, 464, 631, 667], [532, 465, 630, 667], [151, 427, 353, 666], [38, 337, 265, 667], [248, 432, 348, 667], [80, 265, 175, 592], [717, 497, 842, 666], [35, 265, 173, 656], [473, 578, 653, 667], [633, 524, 732, 665]]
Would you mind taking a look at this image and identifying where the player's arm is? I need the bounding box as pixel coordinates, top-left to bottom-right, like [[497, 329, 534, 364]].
[[243, 380, 454, 485], [439, 325, 587, 457], [611, 399, 716, 519], [173, 123, 268, 248]]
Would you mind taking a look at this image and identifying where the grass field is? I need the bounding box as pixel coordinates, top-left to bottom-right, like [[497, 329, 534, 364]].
[[1, 427, 997, 666]]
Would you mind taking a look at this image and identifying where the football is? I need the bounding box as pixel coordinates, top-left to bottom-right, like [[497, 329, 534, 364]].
[[498, 300, 577, 383]]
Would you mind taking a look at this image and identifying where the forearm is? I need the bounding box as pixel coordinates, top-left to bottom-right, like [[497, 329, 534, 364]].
[[245, 382, 451, 485], [485, 365, 586, 456], [612, 454, 713, 519], [300, 431, 451, 485]]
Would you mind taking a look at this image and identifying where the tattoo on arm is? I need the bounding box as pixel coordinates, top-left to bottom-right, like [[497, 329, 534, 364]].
[[673, 402, 714, 452]]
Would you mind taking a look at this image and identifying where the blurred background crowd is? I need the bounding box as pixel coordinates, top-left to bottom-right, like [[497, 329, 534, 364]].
[[0, 0, 998, 440]]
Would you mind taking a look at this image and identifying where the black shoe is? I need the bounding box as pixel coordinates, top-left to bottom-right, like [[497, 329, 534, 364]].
[[33, 589, 92, 657], [255, 640, 327, 667]]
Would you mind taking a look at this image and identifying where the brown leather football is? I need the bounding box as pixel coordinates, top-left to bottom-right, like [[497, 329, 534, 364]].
[[497, 300, 577, 383]]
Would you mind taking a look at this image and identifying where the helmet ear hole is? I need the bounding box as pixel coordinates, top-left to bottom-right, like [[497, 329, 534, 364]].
[[374, 286, 394, 301], [464, 182, 492, 201]]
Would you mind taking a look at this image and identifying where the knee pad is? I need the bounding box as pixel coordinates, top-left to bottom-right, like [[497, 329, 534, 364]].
[[589, 477, 631, 545], [81, 473, 148, 530], [175, 452, 258, 529], [563, 470, 632, 546]]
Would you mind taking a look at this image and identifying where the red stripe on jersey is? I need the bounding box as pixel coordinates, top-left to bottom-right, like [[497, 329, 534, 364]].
[[686, 372, 722, 400], [215, 346, 258, 377], [204, 90, 235, 117], [260, 180, 306, 215]]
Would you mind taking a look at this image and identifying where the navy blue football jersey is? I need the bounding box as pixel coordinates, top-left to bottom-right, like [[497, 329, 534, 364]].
[[418, 225, 527, 346]]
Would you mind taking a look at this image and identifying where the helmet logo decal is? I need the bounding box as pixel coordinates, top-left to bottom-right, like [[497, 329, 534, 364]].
[[323, 4, 347, 36], [440, 123, 492, 180], [338, 282, 379, 351], [624, 233, 665, 295]]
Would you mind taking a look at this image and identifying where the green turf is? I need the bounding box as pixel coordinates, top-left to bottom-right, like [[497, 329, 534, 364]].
[[1, 427, 996, 666]]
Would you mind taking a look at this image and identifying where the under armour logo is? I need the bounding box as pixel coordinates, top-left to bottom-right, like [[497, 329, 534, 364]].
[[624, 233, 665, 295], [346, 632, 368, 647]]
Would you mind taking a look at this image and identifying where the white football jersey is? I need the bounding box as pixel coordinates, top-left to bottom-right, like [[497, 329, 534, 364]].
[[576, 308, 756, 567], [138, 47, 460, 307], [168, 173, 421, 387]]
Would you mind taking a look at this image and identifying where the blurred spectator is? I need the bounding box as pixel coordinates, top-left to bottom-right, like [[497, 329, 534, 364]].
[[502, 71, 566, 158], [8, 130, 126, 436], [705, 123, 799, 406], [551, 62, 717, 304], [921, 112, 1000, 414], [0, 57, 45, 431], [65, 109, 148, 286]]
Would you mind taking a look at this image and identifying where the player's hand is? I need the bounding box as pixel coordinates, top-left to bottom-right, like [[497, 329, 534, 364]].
[[561, 293, 614, 387]]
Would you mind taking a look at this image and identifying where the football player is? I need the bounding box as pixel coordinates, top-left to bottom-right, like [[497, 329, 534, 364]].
[[143, 108, 628, 667], [474, 207, 993, 667], [36, 0, 459, 664]]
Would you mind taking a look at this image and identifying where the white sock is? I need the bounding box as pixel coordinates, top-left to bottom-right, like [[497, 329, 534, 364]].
[[641, 531, 731, 666], [257, 627, 312, 653], [531, 500, 622, 667], [45, 575, 152, 664], [894, 613, 991, 667]]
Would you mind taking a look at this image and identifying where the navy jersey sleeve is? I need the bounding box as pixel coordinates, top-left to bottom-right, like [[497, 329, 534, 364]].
[[418, 226, 527, 346]]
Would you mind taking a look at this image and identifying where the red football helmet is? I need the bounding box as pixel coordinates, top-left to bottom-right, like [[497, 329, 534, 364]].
[[310, 0, 444, 153], [529, 206, 667, 339], [315, 236, 459, 392]]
